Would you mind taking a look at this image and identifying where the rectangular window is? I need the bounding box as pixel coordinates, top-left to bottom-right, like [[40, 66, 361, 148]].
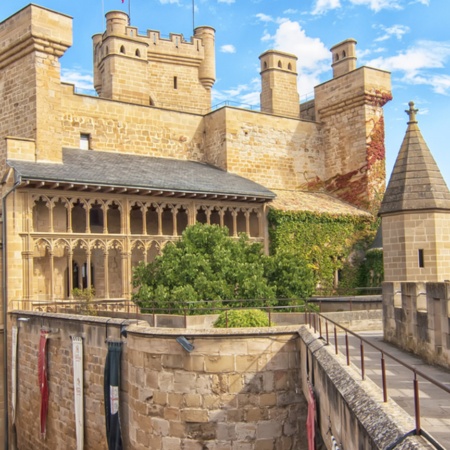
[[173, 76, 178, 89], [418, 249, 424, 268], [80, 133, 90, 150]]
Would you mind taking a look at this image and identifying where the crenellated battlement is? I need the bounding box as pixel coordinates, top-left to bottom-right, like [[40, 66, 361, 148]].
[[93, 10, 215, 112]]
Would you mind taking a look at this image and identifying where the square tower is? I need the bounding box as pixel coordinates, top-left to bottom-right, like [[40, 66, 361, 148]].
[[259, 50, 300, 119]]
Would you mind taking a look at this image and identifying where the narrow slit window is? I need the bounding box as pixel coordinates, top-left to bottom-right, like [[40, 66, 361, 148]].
[[174, 76, 178, 89], [80, 133, 90, 150], [418, 249, 425, 268]]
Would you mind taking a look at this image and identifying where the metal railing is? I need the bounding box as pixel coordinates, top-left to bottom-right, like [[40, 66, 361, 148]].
[[14, 297, 311, 327], [305, 308, 449, 449]]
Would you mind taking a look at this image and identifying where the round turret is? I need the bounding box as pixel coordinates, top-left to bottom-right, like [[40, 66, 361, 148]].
[[105, 11, 129, 35], [194, 26, 216, 89]]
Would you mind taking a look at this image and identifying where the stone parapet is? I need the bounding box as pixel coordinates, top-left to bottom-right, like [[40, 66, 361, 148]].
[[7, 312, 307, 449], [383, 281, 450, 368]]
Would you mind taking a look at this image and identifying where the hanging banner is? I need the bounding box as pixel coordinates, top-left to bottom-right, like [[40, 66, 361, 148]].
[[104, 341, 123, 450], [72, 337, 84, 450], [38, 330, 50, 438], [307, 381, 316, 450], [11, 326, 18, 425]]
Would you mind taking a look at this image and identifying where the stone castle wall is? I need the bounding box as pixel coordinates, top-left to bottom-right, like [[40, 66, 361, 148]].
[[314, 67, 391, 208], [205, 107, 324, 189], [8, 312, 307, 449], [383, 282, 450, 368], [382, 212, 450, 282], [60, 84, 206, 160]]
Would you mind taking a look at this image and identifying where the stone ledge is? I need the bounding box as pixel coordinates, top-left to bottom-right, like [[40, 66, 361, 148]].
[[298, 326, 435, 450]]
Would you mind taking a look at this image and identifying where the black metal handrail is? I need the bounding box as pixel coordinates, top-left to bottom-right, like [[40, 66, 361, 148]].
[[305, 308, 449, 449]]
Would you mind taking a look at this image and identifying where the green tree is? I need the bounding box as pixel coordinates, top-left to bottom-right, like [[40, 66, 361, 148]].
[[132, 224, 274, 313], [132, 223, 315, 314]]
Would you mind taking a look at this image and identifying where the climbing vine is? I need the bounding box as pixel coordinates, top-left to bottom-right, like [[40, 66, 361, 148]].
[[268, 209, 379, 294]]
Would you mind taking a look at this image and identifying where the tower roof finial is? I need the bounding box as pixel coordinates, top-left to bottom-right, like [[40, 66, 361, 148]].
[[406, 101, 418, 124]]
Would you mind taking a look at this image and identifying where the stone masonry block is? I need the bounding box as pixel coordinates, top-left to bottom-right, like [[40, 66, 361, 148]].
[[205, 355, 235, 373], [181, 409, 209, 423]]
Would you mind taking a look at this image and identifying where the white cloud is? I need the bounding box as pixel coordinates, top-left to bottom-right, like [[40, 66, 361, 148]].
[[218, 0, 235, 3], [430, 75, 450, 95], [374, 24, 410, 42], [256, 13, 274, 22], [366, 41, 450, 94], [61, 68, 94, 92], [263, 20, 330, 95], [312, 0, 341, 15], [411, 0, 429, 4], [212, 78, 261, 107], [159, 0, 180, 4], [283, 9, 298, 14], [349, 0, 402, 12], [220, 44, 236, 53]]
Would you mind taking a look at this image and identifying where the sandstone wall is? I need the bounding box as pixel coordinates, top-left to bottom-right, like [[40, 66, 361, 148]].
[[8, 312, 307, 449], [383, 281, 450, 368], [314, 67, 391, 208], [0, 5, 72, 164], [60, 85, 206, 160], [205, 107, 324, 190], [383, 212, 450, 282]]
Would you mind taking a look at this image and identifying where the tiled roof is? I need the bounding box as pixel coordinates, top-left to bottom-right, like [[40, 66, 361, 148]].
[[8, 148, 275, 200], [270, 189, 372, 216], [379, 102, 450, 215]]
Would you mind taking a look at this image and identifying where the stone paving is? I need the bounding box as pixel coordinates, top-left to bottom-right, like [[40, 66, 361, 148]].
[[334, 330, 450, 449]]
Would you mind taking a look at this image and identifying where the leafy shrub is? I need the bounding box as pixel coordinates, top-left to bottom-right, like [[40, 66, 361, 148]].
[[132, 223, 315, 314], [213, 309, 270, 328], [72, 286, 97, 316]]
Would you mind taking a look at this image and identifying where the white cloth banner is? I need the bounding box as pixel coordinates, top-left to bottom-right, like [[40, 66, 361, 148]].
[[72, 337, 84, 450], [11, 326, 18, 425]]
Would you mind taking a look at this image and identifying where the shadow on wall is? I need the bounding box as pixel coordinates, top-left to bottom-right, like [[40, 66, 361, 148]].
[[8, 312, 308, 449]]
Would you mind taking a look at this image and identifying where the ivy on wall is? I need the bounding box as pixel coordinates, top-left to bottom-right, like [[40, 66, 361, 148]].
[[268, 209, 380, 294]]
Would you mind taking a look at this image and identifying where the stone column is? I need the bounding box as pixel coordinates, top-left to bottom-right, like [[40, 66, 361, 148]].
[[104, 249, 110, 299], [86, 250, 92, 289], [49, 250, 55, 301], [68, 250, 74, 299], [232, 210, 238, 237], [67, 202, 73, 233], [103, 204, 108, 234]]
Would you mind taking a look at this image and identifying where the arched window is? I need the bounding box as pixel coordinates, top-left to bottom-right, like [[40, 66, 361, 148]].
[[135, 49, 141, 57], [120, 45, 126, 54], [277, 60, 282, 68], [288, 63, 292, 70], [264, 61, 268, 69], [335, 53, 339, 62], [342, 50, 346, 58]]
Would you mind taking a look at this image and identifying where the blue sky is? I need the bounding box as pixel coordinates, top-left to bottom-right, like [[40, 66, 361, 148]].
[[1, 0, 449, 187]]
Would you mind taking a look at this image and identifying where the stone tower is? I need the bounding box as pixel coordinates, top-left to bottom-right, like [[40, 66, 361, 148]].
[[314, 39, 392, 210], [331, 39, 357, 78], [259, 50, 300, 118], [0, 5, 72, 163], [379, 102, 450, 282], [93, 11, 216, 114]]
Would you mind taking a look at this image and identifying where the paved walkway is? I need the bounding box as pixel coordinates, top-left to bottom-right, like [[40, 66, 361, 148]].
[[335, 330, 450, 448]]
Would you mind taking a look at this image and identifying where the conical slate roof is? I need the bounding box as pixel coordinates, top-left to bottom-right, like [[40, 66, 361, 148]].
[[379, 101, 450, 215]]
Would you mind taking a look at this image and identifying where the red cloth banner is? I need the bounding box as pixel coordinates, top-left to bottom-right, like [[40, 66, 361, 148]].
[[307, 382, 316, 450], [38, 330, 50, 438]]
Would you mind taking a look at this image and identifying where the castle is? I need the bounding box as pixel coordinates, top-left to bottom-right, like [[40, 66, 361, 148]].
[[0, 4, 395, 445], [0, 4, 391, 309], [2, 4, 450, 448]]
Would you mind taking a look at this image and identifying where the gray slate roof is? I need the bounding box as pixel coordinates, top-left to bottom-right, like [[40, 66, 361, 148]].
[[8, 148, 275, 200], [379, 105, 450, 215]]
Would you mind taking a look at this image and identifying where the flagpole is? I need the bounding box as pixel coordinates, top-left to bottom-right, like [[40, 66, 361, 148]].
[[128, 0, 131, 25], [192, 0, 195, 33]]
